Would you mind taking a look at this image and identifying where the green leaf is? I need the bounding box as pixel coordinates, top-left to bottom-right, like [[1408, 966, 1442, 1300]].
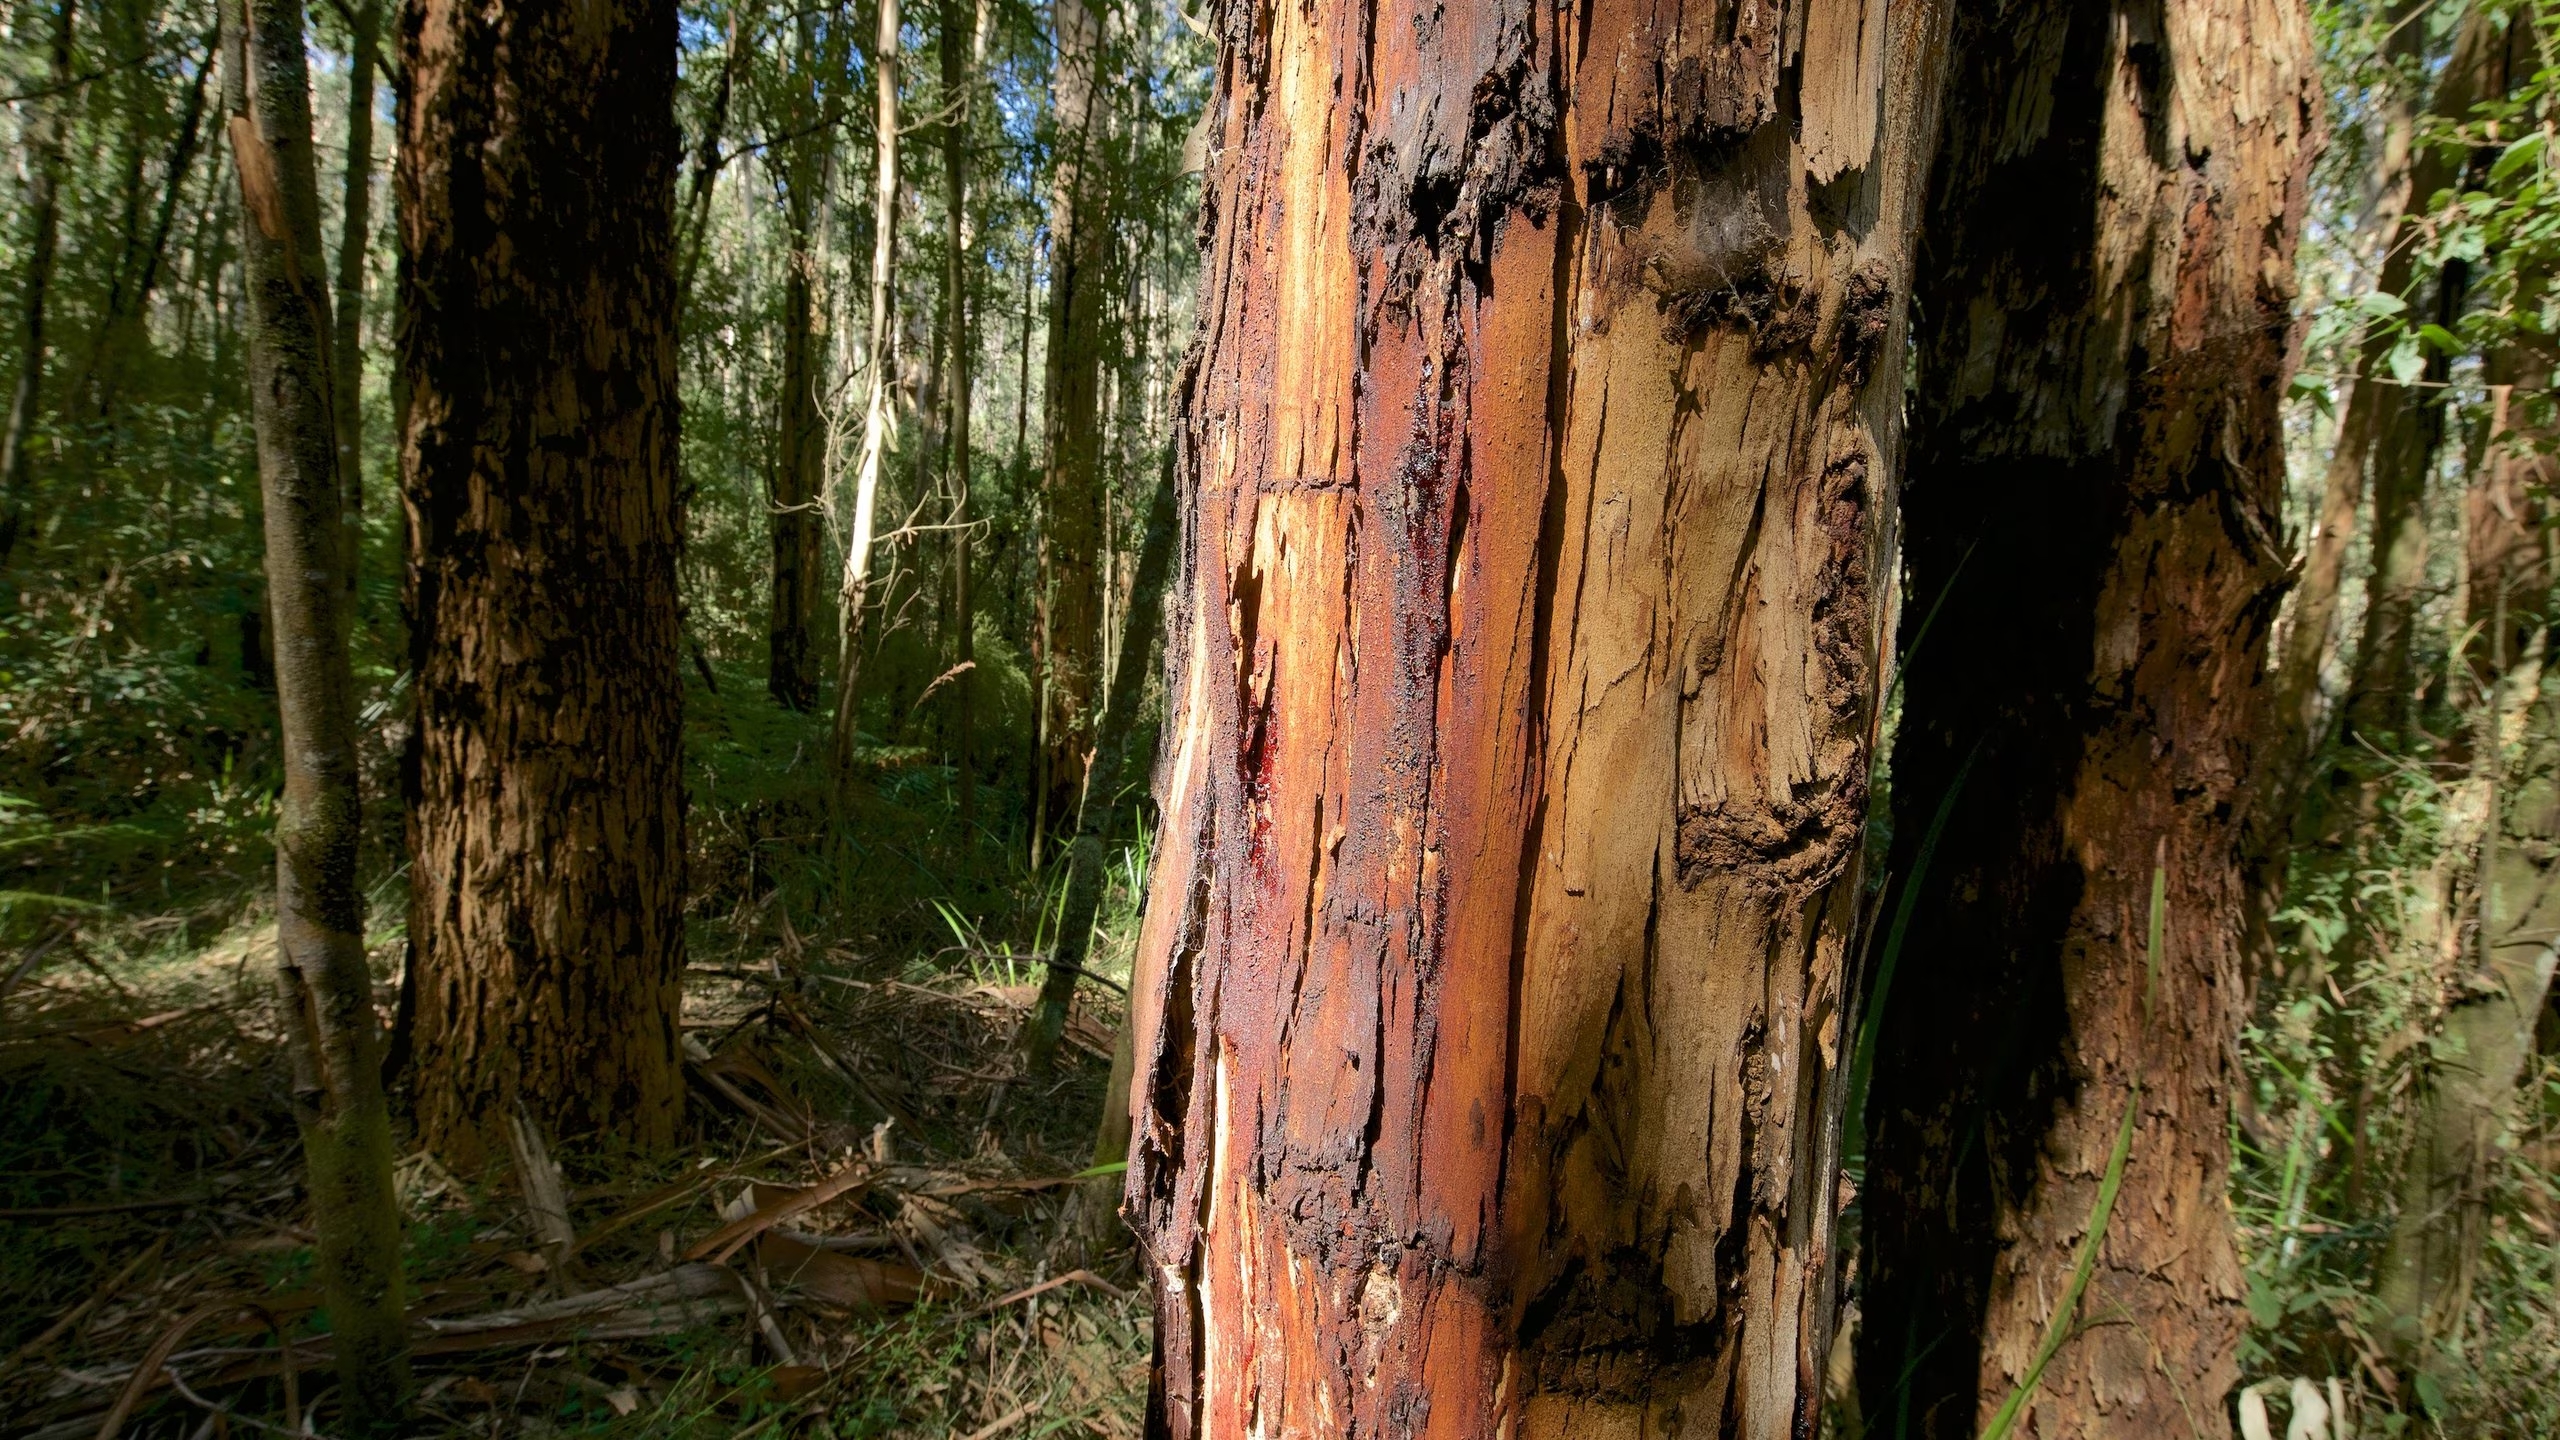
[[2490, 132, 2544, 184], [2288, 373, 2335, 417], [2418, 322, 2464, 356], [2246, 1283, 2282, 1329], [2386, 335, 2425, 385], [2349, 290, 2408, 318]]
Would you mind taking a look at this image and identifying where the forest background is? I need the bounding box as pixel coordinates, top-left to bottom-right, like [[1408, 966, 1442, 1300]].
[[0, 0, 2550, 1433]]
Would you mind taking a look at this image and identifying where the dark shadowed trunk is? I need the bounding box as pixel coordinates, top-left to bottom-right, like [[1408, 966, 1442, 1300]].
[[1120, 0, 1954, 1427], [226, 0, 409, 1416], [1855, 0, 2315, 1434], [398, 0, 687, 1168], [769, 13, 837, 712]]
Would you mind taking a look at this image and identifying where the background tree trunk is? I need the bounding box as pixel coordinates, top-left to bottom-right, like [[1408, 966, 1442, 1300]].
[[226, 0, 408, 1414], [1119, 0, 1953, 1428], [331, 0, 379, 533], [1032, 0, 1108, 848], [1855, 0, 2316, 1434], [769, 16, 836, 713], [2374, 337, 2560, 1370], [828, 0, 899, 798], [941, 0, 976, 817], [1024, 457, 1168, 1077], [0, 0, 80, 566], [398, 0, 687, 1168], [2263, 0, 2443, 810]]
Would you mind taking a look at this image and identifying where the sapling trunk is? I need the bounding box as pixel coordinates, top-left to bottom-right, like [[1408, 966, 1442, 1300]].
[[225, 0, 409, 1419]]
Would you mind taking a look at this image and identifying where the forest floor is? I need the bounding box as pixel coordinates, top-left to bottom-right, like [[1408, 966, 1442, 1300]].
[[0, 666, 1158, 1439], [0, 901, 1150, 1439]]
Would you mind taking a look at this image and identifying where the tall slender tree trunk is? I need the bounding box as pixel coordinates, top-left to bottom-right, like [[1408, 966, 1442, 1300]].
[[331, 0, 380, 532], [2334, 13, 2518, 748], [1855, 0, 2316, 1434], [2374, 342, 2560, 1373], [1033, 0, 1109, 845], [0, 0, 80, 566], [398, 0, 686, 1168], [2264, 0, 2441, 808], [772, 173, 827, 709], [675, 9, 746, 312], [770, 21, 837, 713], [940, 0, 977, 817], [829, 0, 900, 800], [1122, 0, 1954, 1427], [86, 25, 214, 418], [225, 0, 409, 1416]]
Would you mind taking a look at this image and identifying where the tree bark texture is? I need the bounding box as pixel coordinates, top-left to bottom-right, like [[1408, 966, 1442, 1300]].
[[1119, 0, 1954, 1429], [1034, 0, 1111, 839], [397, 0, 687, 1168], [0, 0, 79, 566], [1855, 0, 2315, 1435], [227, 0, 410, 1415]]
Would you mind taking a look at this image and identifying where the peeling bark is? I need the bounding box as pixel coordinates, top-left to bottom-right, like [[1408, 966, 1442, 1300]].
[[1855, 0, 2317, 1435], [398, 0, 688, 1167], [1119, 0, 1953, 1428]]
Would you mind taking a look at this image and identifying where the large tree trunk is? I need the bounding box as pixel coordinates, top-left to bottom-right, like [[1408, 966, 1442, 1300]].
[[1032, 0, 1110, 848], [331, 0, 381, 535], [1855, 0, 2315, 1435], [828, 0, 900, 800], [397, 0, 687, 1168], [1119, 0, 1954, 1428], [0, 0, 79, 567], [226, 0, 409, 1416]]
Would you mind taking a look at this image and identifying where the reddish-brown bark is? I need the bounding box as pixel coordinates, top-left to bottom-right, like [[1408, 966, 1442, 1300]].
[[1855, 0, 2317, 1434], [1119, 0, 1953, 1429], [398, 0, 688, 1167]]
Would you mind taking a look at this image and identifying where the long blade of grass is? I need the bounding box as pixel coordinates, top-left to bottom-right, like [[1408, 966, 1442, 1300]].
[[1977, 1086, 2141, 1440], [1976, 866, 2163, 1440]]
